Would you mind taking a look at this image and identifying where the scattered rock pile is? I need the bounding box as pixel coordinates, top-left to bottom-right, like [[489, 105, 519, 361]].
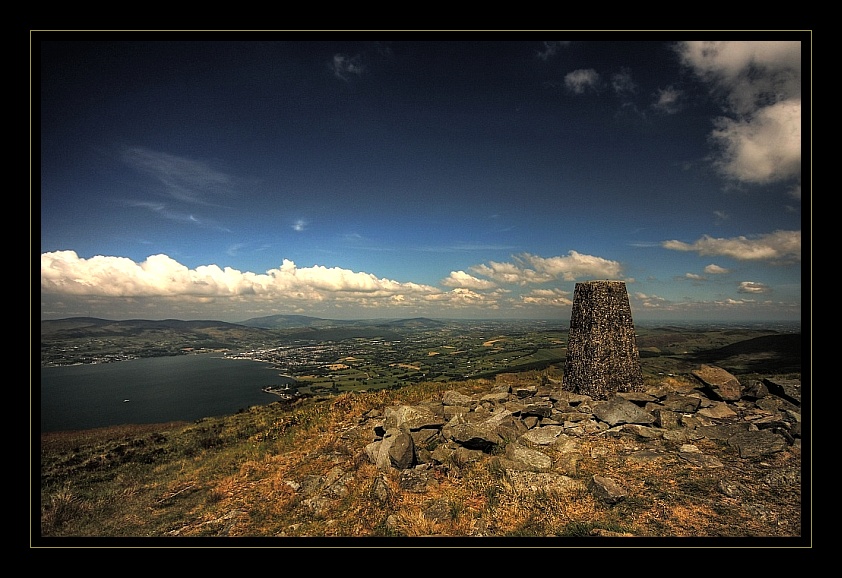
[[280, 364, 802, 535], [353, 364, 802, 512]]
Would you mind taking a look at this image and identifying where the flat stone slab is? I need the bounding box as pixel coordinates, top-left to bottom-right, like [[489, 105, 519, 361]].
[[592, 396, 656, 426], [727, 429, 789, 458], [692, 364, 742, 401]]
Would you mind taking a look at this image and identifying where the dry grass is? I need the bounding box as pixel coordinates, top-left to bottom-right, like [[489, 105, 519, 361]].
[[36, 376, 805, 544]]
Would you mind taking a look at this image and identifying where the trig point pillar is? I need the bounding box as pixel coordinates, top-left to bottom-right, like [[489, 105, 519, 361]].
[[562, 280, 644, 400]]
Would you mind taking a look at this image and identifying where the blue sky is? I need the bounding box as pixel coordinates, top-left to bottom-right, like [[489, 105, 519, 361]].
[[37, 33, 806, 323]]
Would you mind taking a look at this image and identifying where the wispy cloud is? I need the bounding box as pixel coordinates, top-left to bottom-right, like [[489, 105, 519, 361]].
[[611, 68, 637, 95], [374, 42, 393, 59], [713, 210, 730, 222], [226, 243, 247, 257], [652, 86, 682, 114], [332, 53, 364, 81], [418, 243, 517, 253], [124, 200, 230, 231], [121, 147, 236, 205], [536, 41, 570, 61], [119, 147, 239, 230]]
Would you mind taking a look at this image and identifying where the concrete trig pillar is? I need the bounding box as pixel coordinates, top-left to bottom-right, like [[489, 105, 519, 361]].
[[562, 280, 644, 400]]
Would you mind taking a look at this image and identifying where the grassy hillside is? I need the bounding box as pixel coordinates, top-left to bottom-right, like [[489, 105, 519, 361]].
[[36, 321, 805, 543], [37, 368, 803, 543], [40, 318, 277, 366]]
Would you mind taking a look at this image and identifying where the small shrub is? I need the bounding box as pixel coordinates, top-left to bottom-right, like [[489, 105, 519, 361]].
[[504, 514, 547, 537], [677, 475, 720, 495], [371, 519, 403, 537], [205, 488, 225, 504], [557, 521, 597, 537], [42, 485, 83, 531]]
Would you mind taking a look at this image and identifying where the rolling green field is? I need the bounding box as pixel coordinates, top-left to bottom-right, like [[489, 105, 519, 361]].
[[40, 317, 801, 398]]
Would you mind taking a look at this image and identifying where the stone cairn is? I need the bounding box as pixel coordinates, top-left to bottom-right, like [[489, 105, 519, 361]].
[[562, 280, 644, 400]]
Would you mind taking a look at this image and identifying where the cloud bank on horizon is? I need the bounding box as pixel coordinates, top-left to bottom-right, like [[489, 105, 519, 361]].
[[38, 36, 805, 323]]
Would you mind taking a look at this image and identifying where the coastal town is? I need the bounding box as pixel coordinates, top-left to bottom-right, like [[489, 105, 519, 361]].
[[221, 321, 567, 396]]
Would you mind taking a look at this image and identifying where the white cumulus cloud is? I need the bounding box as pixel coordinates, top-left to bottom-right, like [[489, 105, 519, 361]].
[[710, 98, 802, 184], [40, 252, 440, 302], [738, 281, 771, 294], [470, 251, 623, 285], [520, 288, 573, 307], [704, 264, 730, 274], [424, 287, 502, 309], [441, 271, 498, 290], [662, 230, 801, 262], [675, 40, 801, 187]]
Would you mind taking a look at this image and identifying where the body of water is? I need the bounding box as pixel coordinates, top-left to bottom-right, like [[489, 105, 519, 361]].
[[40, 354, 293, 432]]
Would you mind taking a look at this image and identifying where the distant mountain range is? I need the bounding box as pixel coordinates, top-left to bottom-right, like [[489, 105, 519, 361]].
[[237, 314, 447, 330], [39, 317, 273, 340], [237, 314, 356, 329], [40, 315, 448, 341]]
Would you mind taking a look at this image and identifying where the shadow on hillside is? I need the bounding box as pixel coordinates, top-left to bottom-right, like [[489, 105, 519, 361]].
[[684, 333, 802, 375]]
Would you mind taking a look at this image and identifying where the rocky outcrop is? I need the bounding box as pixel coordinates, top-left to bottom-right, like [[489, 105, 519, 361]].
[[357, 365, 801, 501], [266, 363, 803, 537], [691, 364, 743, 401]]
